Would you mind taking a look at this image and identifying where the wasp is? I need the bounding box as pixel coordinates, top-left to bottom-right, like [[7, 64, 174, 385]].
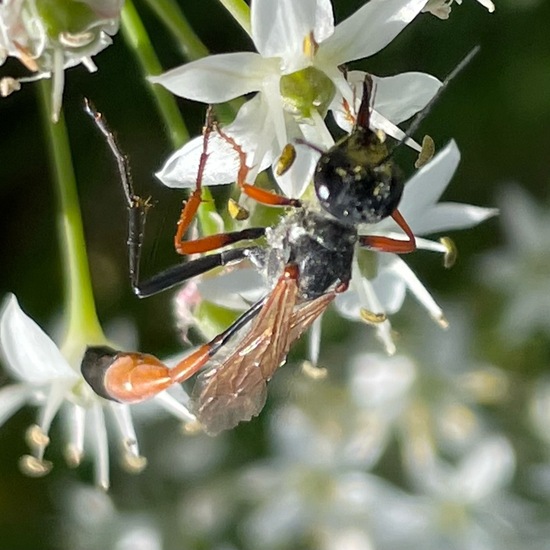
[[81, 49, 476, 434]]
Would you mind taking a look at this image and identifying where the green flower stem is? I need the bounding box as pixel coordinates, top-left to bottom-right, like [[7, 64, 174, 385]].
[[122, 0, 218, 236], [121, 0, 189, 147], [39, 80, 105, 349], [139, 0, 240, 123], [141, 0, 209, 61], [217, 0, 251, 37]]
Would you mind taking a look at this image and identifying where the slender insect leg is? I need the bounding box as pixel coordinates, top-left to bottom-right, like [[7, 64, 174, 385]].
[[359, 209, 417, 254], [173, 107, 268, 255], [173, 106, 214, 254], [135, 245, 260, 298], [84, 99, 152, 292], [214, 123, 302, 207]]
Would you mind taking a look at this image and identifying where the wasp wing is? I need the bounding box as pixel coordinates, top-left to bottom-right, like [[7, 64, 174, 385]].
[[192, 275, 335, 435]]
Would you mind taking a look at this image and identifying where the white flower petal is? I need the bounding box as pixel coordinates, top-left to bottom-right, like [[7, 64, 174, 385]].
[[385, 256, 445, 324], [91, 402, 110, 490], [350, 353, 416, 408], [371, 71, 442, 124], [397, 140, 461, 222], [38, 380, 71, 439], [317, 0, 427, 67], [252, 0, 319, 70], [370, 109, 421, 151], [371, 260, 407, 313], [153, 390, 196, 424], [150, 52, 275, 103], [274, 136, 317, 198], [156, 95, 273, 188], [406, 202, 498, 235], [453, 436, 515, 502], [110, 403, 141, 458], [0, 384, 31, 426], [197, 267, 266, 310], [0, 294, 76, 383], [333, 70, 441, 127]]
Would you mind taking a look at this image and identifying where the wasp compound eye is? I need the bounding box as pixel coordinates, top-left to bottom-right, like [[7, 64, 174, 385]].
[[81, 346, 121, 401]]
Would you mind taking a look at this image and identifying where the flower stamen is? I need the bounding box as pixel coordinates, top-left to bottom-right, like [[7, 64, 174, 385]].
[[19, 455, 53, 477], [302, 31, 319, 59], [439, 236, 458, 268]]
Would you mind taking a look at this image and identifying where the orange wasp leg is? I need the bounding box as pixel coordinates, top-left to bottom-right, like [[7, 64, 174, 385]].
[[174, 108, 268, 256], [359, 209, 417, 254], [214, 123, 302, 208]]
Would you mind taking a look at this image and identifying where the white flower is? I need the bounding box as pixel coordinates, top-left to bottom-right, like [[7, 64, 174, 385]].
[[477, 185, 550, 344], [367, 437, 525, 550], [348, 305, 509, 469], [0, 0, 123, 121], [423, 0, 495, 19], [153, 0, 434, 197], [335, 140, 497, 353], [0, 294, 195, 488], [237, 402, 378, 550]]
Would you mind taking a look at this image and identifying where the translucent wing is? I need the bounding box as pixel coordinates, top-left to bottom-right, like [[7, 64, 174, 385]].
[[192, 273, 335, 435]]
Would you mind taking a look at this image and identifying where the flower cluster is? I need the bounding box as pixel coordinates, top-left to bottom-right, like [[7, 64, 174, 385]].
[[0, 294, 197, 489], [0, 0, 123, 120]]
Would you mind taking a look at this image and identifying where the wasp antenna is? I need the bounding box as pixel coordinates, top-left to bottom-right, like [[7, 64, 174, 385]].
[[294, 138, 325, 155], [384, 45, 481, 164]]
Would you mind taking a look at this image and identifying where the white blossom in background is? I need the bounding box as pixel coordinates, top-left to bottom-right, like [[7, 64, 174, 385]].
[[368, 437, 529, 550], [0, 294, 196, 489], [347, 304, 509, 470], [153, 0, 436, 198], [478, 185, 550, 344], [59, 483, 164, 550], [423, 0, 495, 19], [236, 399, 379, 550], [0, 0, 123, 121]]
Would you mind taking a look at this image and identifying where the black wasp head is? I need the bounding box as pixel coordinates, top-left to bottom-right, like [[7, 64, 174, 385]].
[[314, 127, 403, 226], [314, 76, 403, 226]]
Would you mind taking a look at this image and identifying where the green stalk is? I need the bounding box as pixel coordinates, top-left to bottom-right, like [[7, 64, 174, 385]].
[[141, 0, 208, 61], [139, 0, 241, 123], [39, 80, 105, 353], [122, 0, 218, 236], [121, 0, 189, 147], [217, 0, 251, 37]]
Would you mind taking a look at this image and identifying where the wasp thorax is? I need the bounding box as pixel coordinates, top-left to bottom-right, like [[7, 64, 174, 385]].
[[314, 129, 403, 225]]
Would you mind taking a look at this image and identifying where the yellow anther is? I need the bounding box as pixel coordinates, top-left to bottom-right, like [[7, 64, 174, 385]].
[[122, 453, 148, 473], [360, 309, 387, 324], [415, 135, 436, 168], [228, 198, 249, 220], [64, 444, 83, 467], [301, 360, 328, 380], [276, 143, 297, 176], [19, 455, 53, 477], [439, 236, 458, 269], [302, 31, 319, 59], [25, 424, 50, 449]]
